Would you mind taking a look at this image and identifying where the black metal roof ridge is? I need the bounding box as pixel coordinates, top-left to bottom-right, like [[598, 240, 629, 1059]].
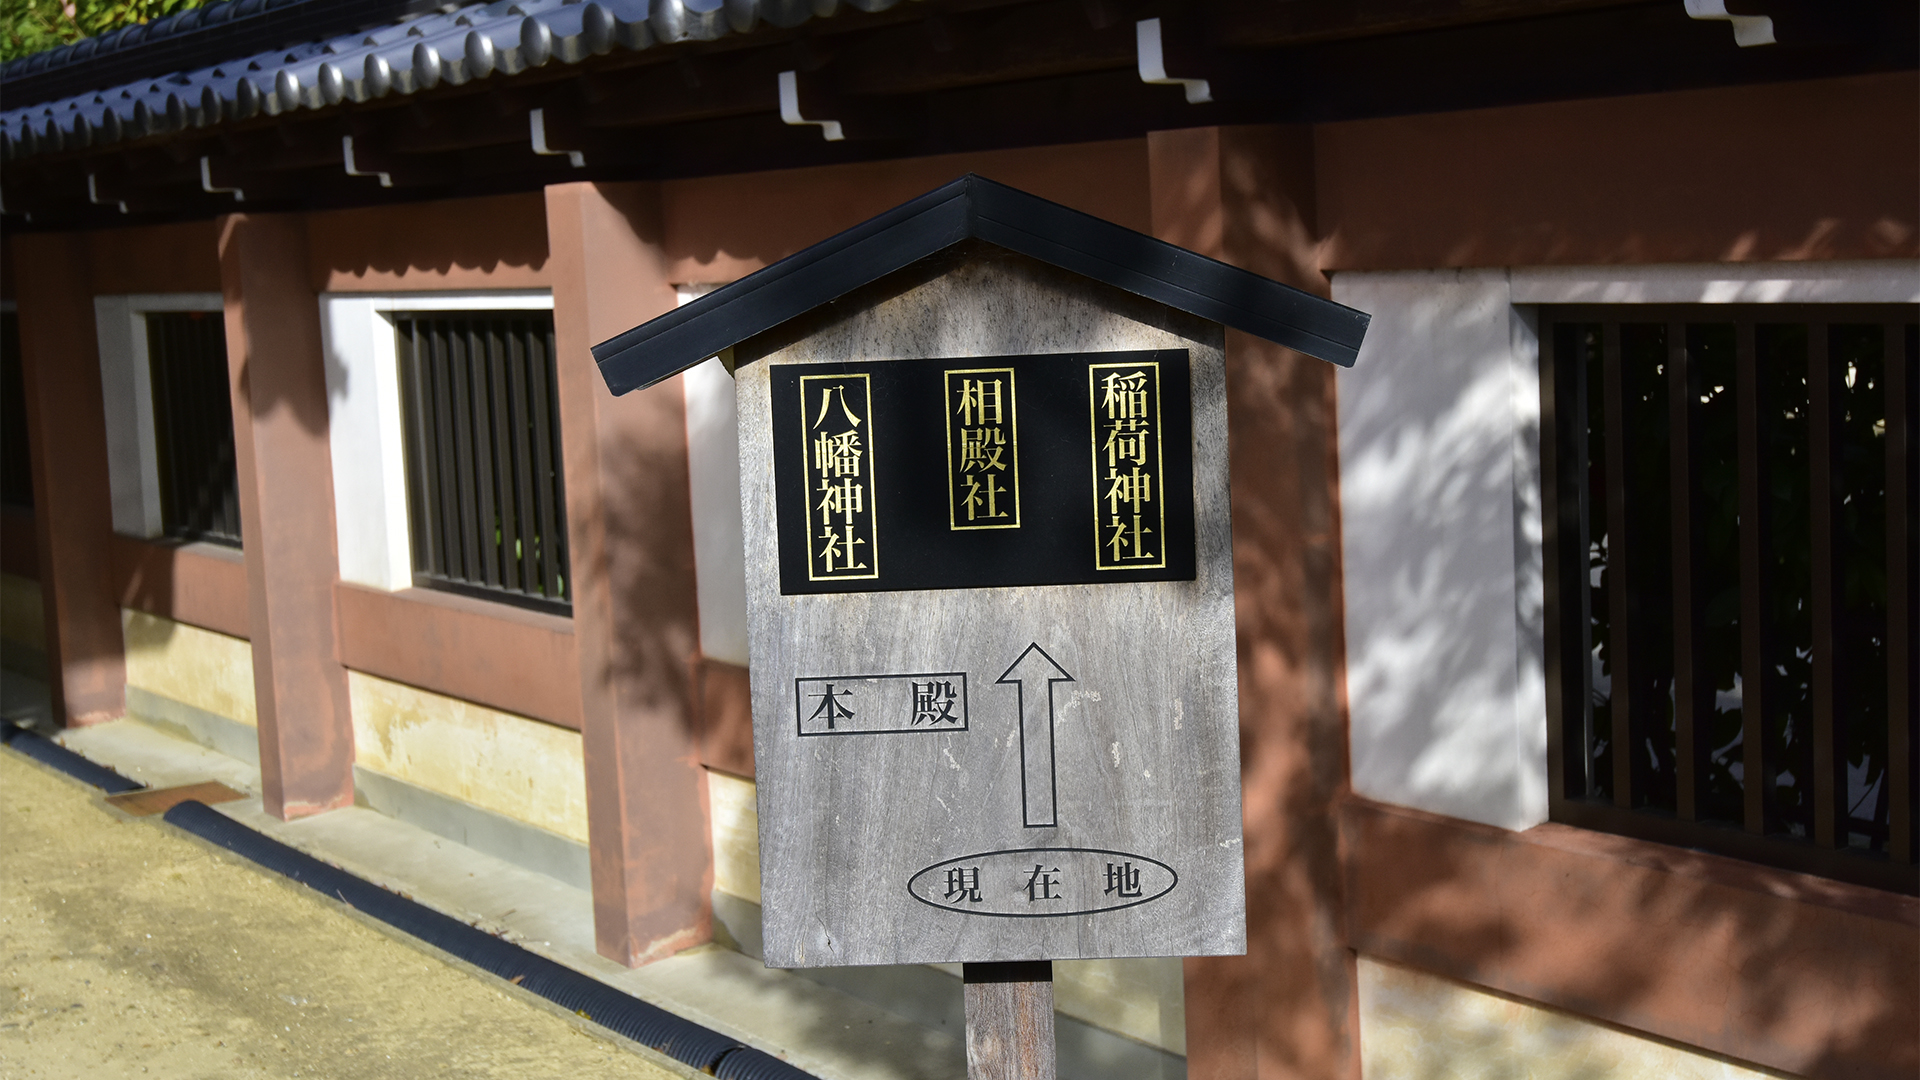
[[591, 174, 1369, 396]]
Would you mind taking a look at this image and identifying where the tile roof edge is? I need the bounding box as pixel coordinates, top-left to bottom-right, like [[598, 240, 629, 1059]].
[[1, 0, 923, 160]]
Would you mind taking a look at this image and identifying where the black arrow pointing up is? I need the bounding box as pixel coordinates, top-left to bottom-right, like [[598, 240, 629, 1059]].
[[996, 643, 1075, 828]]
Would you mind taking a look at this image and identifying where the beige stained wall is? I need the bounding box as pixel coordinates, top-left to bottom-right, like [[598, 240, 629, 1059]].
[[708, 769, 763, 903], [1, 574, 43, 651], [122, 609, 256, 726], [348, 670, 588, 844], [1359, 957, 1796, 1080], [1056, 955, 1186, 1056], [706, 769, 1186, 1055]]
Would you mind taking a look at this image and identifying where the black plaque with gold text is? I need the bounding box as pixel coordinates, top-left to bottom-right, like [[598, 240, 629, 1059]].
[[771, 350, 1195, 595]]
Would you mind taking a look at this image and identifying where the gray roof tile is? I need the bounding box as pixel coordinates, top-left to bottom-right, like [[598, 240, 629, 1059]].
[[2, 0, 922, 159]]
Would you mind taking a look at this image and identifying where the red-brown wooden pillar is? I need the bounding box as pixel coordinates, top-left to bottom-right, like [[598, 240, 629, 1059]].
[[10, 233, 126, 726], [1150, 126, 1358, 1080], [544, 181, 713, 966], [218, 214, 355, 819]]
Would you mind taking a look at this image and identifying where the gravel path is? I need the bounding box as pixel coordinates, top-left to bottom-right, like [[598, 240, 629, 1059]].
[[0, 747, 686, 1079]]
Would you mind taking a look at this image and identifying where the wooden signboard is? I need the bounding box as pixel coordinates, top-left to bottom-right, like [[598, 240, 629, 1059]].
[[738, 257, 1243, 968], [592, 176, 1368, 982]]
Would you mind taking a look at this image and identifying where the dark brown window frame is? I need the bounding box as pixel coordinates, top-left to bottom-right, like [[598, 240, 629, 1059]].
[[394, 311, 570, 616], [1540, 303, 1917, 895], [1, 309, 33, 511], [145, 310, 242, 547]]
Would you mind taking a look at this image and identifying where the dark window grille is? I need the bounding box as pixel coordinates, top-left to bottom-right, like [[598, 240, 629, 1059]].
[[1542, 305, 1917, 894], [395, 313, 569, 614], [147, 312, 242, 546], [1, 311, 33, 510]]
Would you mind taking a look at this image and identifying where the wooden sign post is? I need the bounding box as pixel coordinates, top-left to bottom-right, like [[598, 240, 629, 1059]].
[[964, 961, 1057, 1078], [591, 176, 1369, 1078]]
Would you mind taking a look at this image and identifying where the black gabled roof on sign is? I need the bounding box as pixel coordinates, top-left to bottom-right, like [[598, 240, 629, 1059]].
[[590, 174, 1370, 397]]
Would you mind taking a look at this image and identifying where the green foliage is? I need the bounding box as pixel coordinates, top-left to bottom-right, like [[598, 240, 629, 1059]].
[[1, 0, 209, 64]]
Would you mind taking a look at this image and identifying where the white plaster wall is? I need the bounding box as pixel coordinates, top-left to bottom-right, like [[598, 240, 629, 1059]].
[[319, 292, 553, 591], [679, 285, 750, 666], [1335, 270, 1547, 831], [93, 293, 224, 539], [320, 296, 411, 590], [1335, 259, 1919, 832]]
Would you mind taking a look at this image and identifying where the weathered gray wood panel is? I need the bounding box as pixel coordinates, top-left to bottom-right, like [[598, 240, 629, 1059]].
[[739, 251, 1244, 968]]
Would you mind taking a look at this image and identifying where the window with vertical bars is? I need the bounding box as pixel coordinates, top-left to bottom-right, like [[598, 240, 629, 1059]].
[[146, 311, 241, 546], [1542, 306, 1917, 894], [1, 311, 32, 510], [394, 313, 569, 614]]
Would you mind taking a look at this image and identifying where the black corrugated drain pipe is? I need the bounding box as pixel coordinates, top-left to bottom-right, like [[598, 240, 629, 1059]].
[[3, 723, 813, 1080]]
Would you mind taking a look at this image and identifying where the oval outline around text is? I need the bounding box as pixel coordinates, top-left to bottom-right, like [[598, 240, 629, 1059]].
[[906, 846, 1178, 918]]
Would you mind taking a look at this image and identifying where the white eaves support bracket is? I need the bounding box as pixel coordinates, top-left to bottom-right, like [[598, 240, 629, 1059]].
[[87, 172, 129, 214], [1684, 0, 1776, 46], [779, 70, 844, 141], [341, 135, 394, 188], [1136, 18, 1212, 104], [530, 108, 587, 168], [200, 156, 245, 202]]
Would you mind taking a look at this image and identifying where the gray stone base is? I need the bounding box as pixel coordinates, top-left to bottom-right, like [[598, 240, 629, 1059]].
[[350, 766, 592, 892], [125, 686, 260, 765], [124, 686, 590, 892]]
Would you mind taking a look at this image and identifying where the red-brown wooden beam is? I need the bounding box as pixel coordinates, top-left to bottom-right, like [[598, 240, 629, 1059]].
[[1149, 125, 1355, 1080], [0, 510, 38, 580], [9, 232, 127, 725], [110, 536, 250, 640], [1343, 794, 1918, 1080], [694, 656, 754, 779], [545, 180, 713, 967], [218, 212, 356, 819], [333, 582, 583, 733]]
